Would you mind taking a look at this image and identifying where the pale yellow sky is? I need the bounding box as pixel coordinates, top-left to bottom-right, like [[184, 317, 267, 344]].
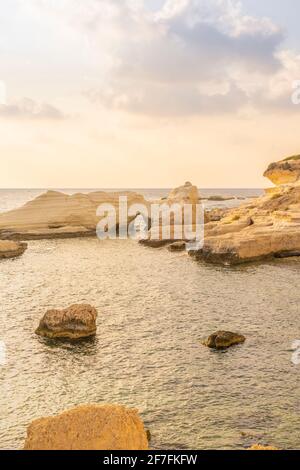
[[1, 1, 300, 188]]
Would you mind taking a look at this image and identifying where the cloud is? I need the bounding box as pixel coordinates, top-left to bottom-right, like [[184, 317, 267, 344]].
[[29, 0, 300, 115], [0, 98, 66, 120]]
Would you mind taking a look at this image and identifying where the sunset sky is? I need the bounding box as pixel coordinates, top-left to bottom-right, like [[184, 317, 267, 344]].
[[1, 0, 300, 188]]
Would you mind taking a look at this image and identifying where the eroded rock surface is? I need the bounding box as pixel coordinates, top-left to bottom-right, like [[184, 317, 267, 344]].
[[35, 304, 97, 340], [192, 156, 300, 265], [264, 155, 300, 185], [202, 331, 246, 349], [0, 190, 148, 240], [23, 404, 149, 450]]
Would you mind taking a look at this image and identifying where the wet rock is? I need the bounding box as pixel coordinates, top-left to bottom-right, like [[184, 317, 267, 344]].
[[168, 241, 186, 252], [35, 304, 97, 340], [139, 239, 174, 248], [202, 331, 246, 349], [23, 404, 149, 450], [0, 240, 27, 259]]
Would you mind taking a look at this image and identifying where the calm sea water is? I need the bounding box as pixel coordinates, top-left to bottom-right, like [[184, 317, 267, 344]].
[[0, 189, 299, 450]]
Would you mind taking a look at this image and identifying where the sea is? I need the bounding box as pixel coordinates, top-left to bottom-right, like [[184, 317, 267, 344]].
[[0, 188, 299, 450]]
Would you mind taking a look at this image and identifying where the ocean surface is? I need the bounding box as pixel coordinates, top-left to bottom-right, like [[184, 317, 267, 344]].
[[0, 189, 300, 450]]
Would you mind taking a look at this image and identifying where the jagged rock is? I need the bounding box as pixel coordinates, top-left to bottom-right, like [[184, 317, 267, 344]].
[[23, 404, 149, 450], [0, 190, 148, 240], [264, 155, 300, 185], [168, 241, 186, 252], [202, 331, 246, 349], [35, 304, 97, 340], [0, 240, 27, 259]]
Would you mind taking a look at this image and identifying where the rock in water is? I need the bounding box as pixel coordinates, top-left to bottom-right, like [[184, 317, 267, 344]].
[[202, 331, 246, 349], [249, 444, 279, 451], [35, 304, 97, 340], [0, 189, 148, 240], [0, 240, 27, 259], [23, 404, 149, 450], [168, 241, 186, 252]]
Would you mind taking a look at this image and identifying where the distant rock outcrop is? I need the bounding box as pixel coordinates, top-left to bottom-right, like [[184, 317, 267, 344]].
[[191, 155, 300, 265], [23, 404, 149, 450], [140, 182, 206, 248], [0, 240, 27, 259], [202, 331, 246, 349], [0, 190, 148, 240], [35, 304, 97, 340], [167, 181, 199, 206], [264, 155, 300, 185]]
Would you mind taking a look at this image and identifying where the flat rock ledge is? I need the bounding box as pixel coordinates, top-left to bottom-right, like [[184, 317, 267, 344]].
[[202, 331, 246, 350], [23, 404, 149, 450], [35, 304, 97, 340], [0, 240, 27, 259]]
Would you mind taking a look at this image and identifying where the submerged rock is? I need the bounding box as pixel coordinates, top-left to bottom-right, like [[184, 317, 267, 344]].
[[0, 240, 27, 259], [23, 404, 149, 450], [35, 304, 97, 340], [202, 331, 246, 349], [139, 238, 174, 248], [168, 241, 186, 252]]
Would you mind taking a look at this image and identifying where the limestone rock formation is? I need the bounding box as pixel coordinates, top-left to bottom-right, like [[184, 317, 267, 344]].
[[0, 240, 27, 259], [202, 331, 246, 349], [264, 155, 300, 185], [191, 156, 300, 265], [35, 304, 97, 340], [0, 190, 148, 240], [167, 181, 199, 206], [140, 182, 206, 247], [23, 404, 149, 450]]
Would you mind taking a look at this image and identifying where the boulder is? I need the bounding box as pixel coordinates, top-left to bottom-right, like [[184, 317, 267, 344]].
[[35, 304, 97, 340], [23, 404, 149, 450], [0, 190, 148, 240], [167, 181, 199, 206], [202, 331, 246, 349], [264, 155, 300, 185], [0, 240, 27, 259]]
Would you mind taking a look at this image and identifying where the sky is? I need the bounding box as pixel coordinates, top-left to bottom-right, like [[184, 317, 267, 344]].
[[0, 0, 300, 188]]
